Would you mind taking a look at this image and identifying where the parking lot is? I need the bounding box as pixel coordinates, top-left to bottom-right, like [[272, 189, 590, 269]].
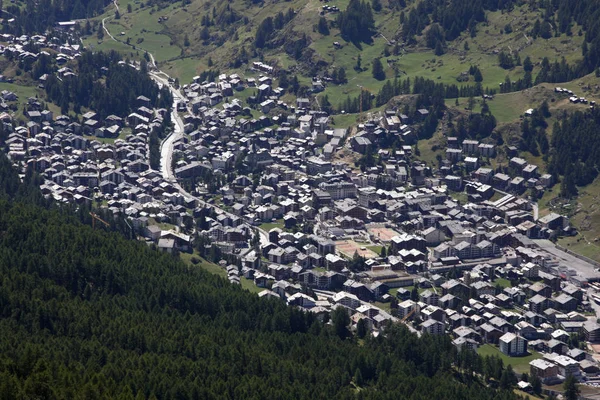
[[535, 239, 600, 281]]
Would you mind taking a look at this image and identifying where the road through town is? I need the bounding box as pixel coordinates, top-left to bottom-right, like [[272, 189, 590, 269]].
[[149, 72, 271, 246], [97, 0, 289, 248]]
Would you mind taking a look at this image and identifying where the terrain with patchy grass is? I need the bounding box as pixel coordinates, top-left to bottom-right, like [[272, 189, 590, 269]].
[[477, 344, 542, 375]]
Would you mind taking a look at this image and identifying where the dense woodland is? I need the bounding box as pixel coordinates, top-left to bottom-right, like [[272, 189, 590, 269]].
[[548, 108, 600, 198], [337, 0, 375, 44], [43, 51, 173, 118], [2, 0, 110, 35], [0, 149, 529, 399]]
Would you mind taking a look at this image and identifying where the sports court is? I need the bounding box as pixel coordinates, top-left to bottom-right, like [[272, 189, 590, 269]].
[[367, 226, 400, 243], [336, 240, 378, 259]]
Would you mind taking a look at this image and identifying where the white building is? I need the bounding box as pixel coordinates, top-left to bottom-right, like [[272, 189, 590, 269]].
[[499, 332, 527, 356], [332, 291, 361, 310]]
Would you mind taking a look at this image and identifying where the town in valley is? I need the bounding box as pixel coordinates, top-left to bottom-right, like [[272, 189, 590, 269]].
[[4, 13, 600, 397]]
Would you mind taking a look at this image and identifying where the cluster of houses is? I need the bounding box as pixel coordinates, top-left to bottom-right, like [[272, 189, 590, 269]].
[[395, 261, 600, 384], [0, 32, 83, 67], [3, 30, 600, 389], [6, 87, 203, 252], [0, 38, 205, 253], [165, 69, 600, 385], [443, 136, 558, 204]]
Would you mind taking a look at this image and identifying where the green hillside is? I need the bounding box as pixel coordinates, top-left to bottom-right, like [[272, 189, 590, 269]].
[[92, 0, 589, 92]]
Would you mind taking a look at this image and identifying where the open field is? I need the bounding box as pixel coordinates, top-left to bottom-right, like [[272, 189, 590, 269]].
[[494, 278, 512, 288], [180, 252, 262, 292], [162, 57, 208, 85], [477, 344, 541, 374], [513, 390, 541, 400], [179, 251, 227, 278], [84, 127, 132, 144], [260, 219, 284, 232], [367, 245, 383, 255], [445, 81, 598, 125], [0, 81, 63, 122], [83, 36, 138, 57], [0, 81, 38, 100], [241, 277, 263, 294]]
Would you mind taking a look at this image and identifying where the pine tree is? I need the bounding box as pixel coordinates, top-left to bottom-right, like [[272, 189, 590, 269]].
[[354, 368, 364, 386], [411, 286, 419, 301], [356, 318, 367, 338], [531, 375, 542, 395], [564, 374, 579, 400], [321, 95, 332, 114], [561, 171, 578, 198], [372, 58, 385, 80], [435, 40, 444, 56], [499, 367, 514, 390], [523, 56, 533, 72], [337, 67, 347, 84], [279, 73, 289, 88], [200, 27, 210, 41], [317, 17, 329, 35], [332, 307, 350, 339]]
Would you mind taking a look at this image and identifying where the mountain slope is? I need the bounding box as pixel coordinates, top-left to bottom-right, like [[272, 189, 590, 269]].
[[0, 155, 519, 399]]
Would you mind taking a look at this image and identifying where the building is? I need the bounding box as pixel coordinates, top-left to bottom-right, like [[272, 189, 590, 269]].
[[583, 321, 600, 342], [453, 337, 479, 352], [306, 157, 332, 175], [529, 359, 558, 383], [422, 319, 445, 335], [551, 355, 580, 378], [499, 333, 527, 356], [332, 291, 361, 310]]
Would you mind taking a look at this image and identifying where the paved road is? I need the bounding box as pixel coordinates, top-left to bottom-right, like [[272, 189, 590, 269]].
[[150, 72, 185, 182], [587, 288, 600, 321], [148, 71, 271, 245], [535, 239, 600, 281]]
